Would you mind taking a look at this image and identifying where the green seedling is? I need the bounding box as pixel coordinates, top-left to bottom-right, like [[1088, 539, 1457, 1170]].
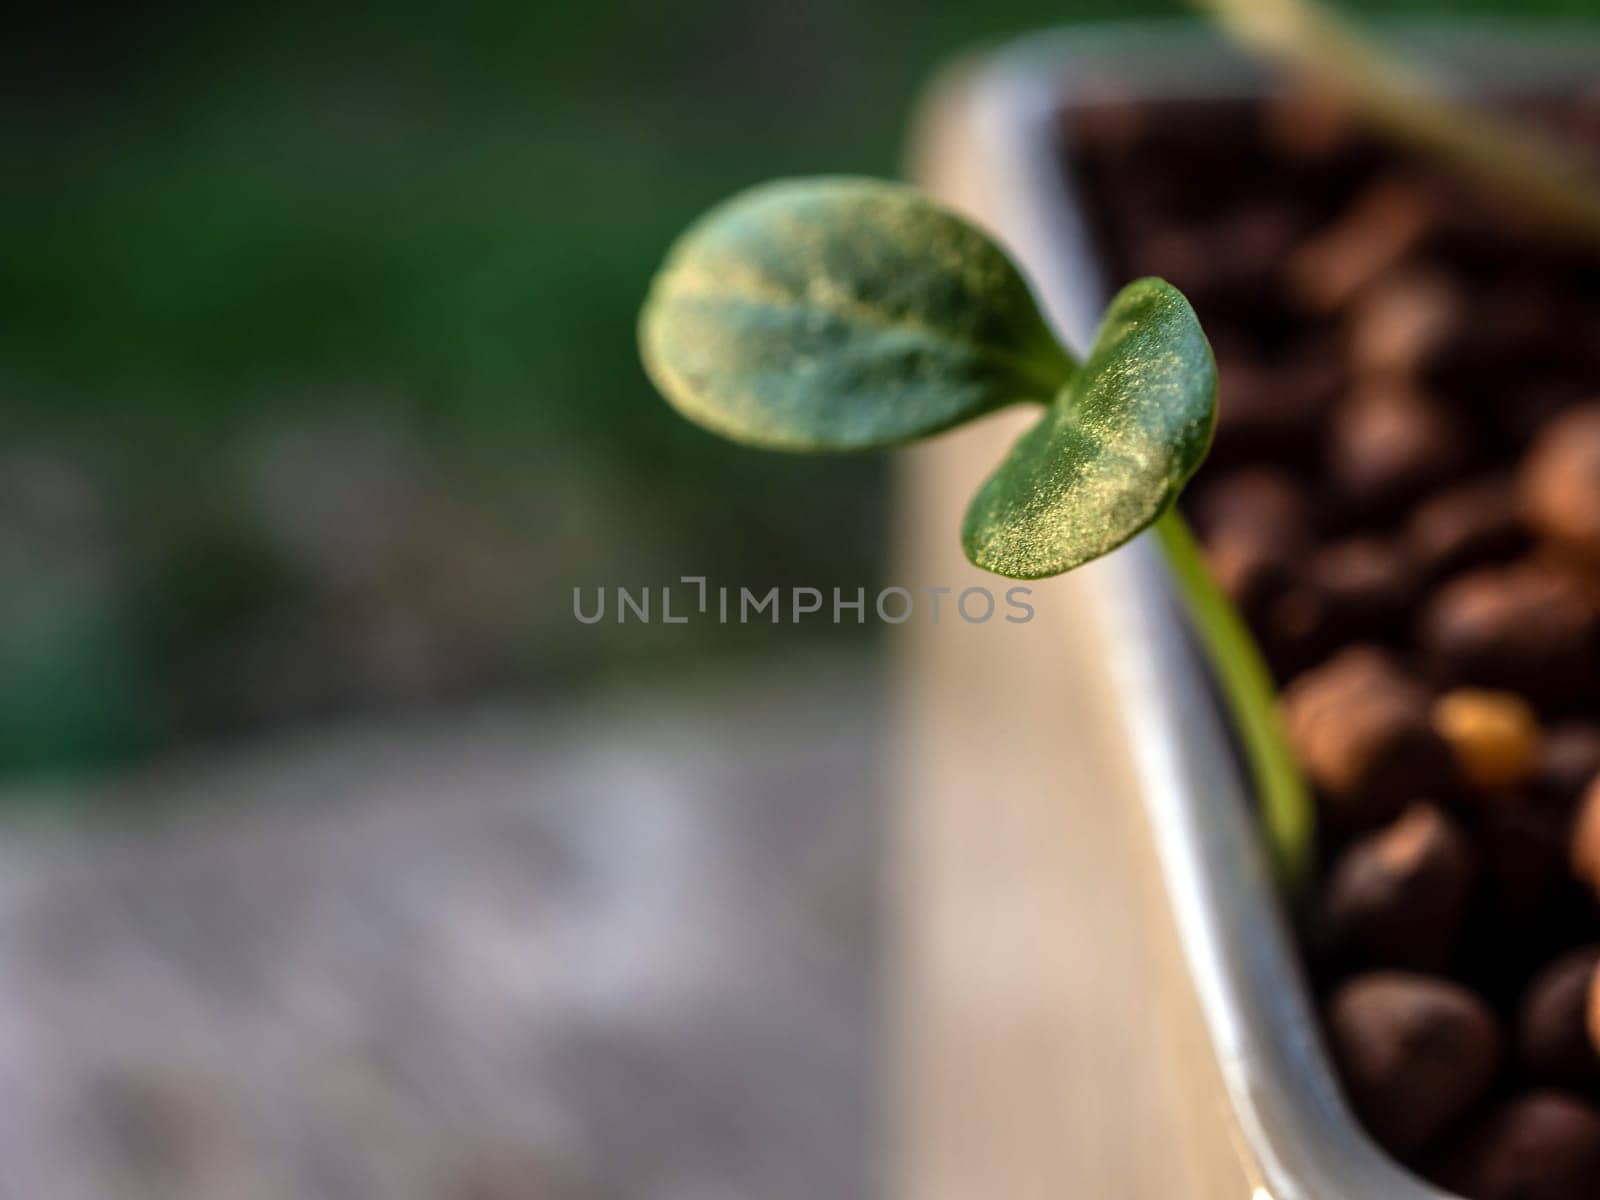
[[638, 175, 1311, 886]]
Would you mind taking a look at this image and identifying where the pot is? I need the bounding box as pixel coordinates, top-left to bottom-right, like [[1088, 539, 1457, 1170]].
[[896, 21, 1600, 1199]]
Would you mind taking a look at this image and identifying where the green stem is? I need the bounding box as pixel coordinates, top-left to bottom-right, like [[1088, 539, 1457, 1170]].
[[1154, 507, 1313, 890]]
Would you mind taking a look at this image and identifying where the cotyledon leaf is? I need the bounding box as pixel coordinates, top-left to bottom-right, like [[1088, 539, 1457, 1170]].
[[962, 278, 1216, 579], [638, 177, 1075, 451]]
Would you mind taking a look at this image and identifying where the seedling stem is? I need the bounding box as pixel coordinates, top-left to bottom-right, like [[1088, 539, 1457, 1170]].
[[1155, 507, 1312, 887]]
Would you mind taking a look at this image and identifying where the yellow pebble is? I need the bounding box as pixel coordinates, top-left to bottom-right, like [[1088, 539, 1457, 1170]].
[[1432, 688, 1541, 791]]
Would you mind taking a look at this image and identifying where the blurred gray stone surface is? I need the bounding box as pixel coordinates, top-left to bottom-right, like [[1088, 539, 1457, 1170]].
[[0, 659, 883, 1200]]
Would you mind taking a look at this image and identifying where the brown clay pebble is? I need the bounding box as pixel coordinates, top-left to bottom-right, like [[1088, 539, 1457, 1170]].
[[1420, 563, 1600, 710], [1310, 536, 1417, 640], [1345, 267, 1465, 380], [1287, 177, 1440, 312], [1067, 97, 1147, 155], [1282, 647, 1457, 831], [1193, 470, 1327, 669], [1190, 468, 1314, 549], [1407, 476, 1526, 580], [1262, 86, 1355, 162], [1204, 533, 1314, 627], [1205, 532, 1288, 614], [1327, 383, 1467, 516], [1325, 972, 1501, 1157], [1433, 689, 1542, 792], [1156, 205, 1302, 292], [1587, 960, 1600, 1063], [1518, 947, 1600, 1088], [1478, 798, 1569, 917], [1206, 536, 1327, 678], [1431, 1091, 1600, 1200], [1519, 403, 1600, 567], [1128, 225, 1211, 284], [1259, 588, 1330, 678], [1569, 778, 1600, 899], [1210, 357, 1338, 462], [1319, 803, 1476, 971], [1540, 723, 1600, 812], [1195, 473, 1310, 625]]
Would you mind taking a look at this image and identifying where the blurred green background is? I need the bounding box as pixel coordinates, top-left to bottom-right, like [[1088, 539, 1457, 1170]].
[[1, 0, 1590, 778]]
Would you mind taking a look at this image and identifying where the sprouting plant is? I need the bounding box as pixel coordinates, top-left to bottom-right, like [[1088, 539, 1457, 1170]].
[[638, 176, 1312, 886]]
